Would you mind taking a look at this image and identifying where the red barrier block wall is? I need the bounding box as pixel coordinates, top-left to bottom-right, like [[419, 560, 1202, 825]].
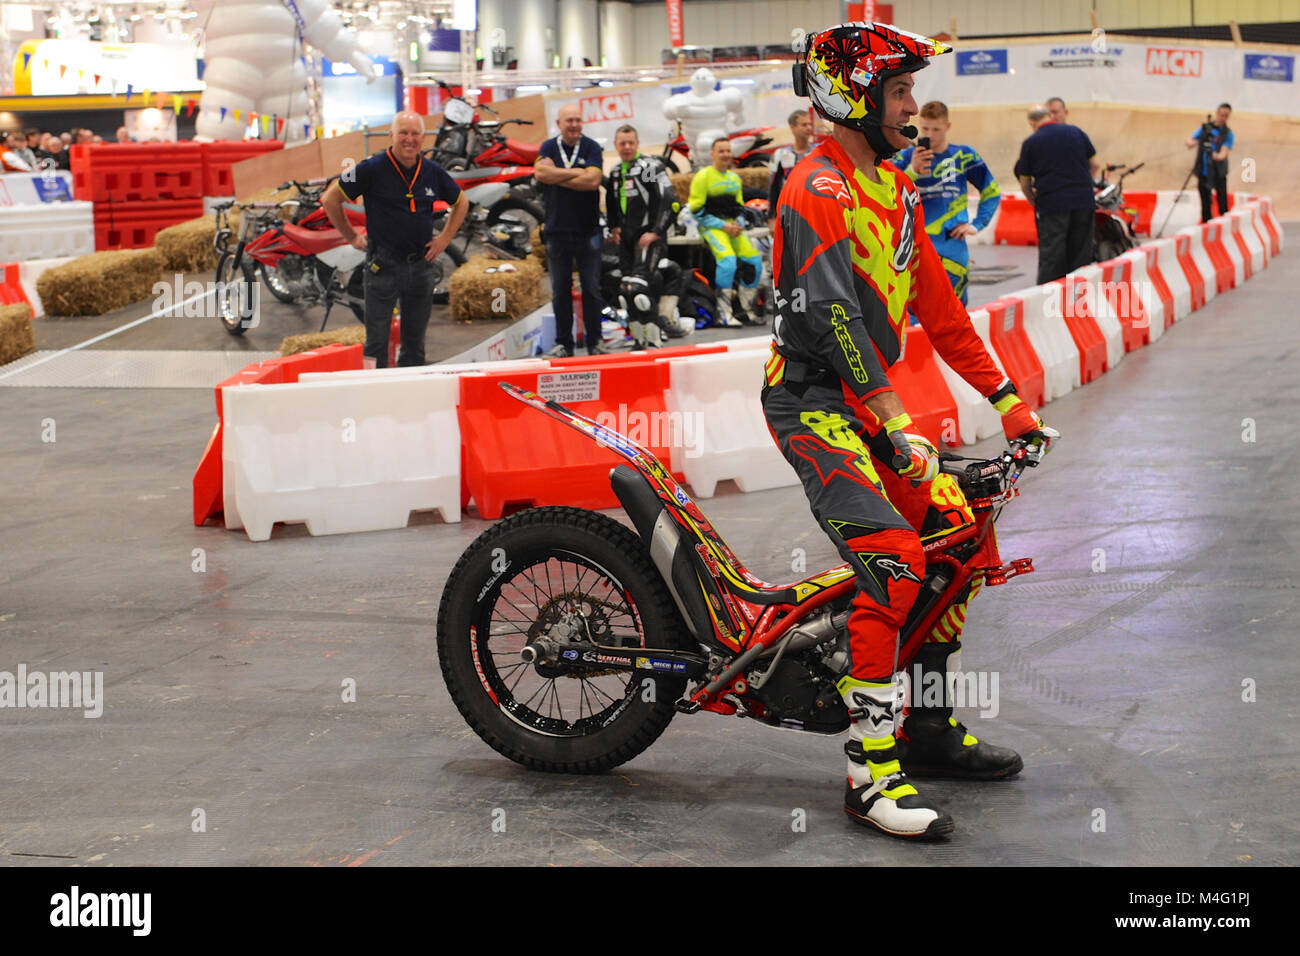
[[1174, 233, 1206, 310], [193, 344, 363, 525], [993, 196, 1037, 245], [1125, 192, 1158, 237], [201, 140, 285, 197], [1200, 222, 1236, 292], [1054, 277, 1109, 381], [71, 142, 205, 202], [1098, 259, 1149, 352], [983, 297, 1045, 408], [1140, 244, 1176, 329], [0, 263, 31, 307], [94, 198, 205, 250], [459, 361, 676, 519], [889, 326, 958, 448]]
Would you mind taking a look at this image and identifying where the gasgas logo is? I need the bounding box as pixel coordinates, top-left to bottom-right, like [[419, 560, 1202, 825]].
[[579, 92, 633, 123]]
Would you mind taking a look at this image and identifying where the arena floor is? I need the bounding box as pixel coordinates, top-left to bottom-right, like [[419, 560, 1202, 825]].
[[1, 235, 1295, 866]]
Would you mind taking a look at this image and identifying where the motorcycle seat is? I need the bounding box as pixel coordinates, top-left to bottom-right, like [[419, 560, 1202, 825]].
[[282, 222, 359, 255], [506, 138, 540, 163]]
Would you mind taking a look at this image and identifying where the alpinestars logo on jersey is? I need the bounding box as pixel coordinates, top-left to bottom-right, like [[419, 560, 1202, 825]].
[[892, 188, 917, 272]]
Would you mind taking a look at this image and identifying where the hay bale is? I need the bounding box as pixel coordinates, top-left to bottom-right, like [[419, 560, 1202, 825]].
[[0, 303, 36, 366], [449, 255, 547, 323], [669, 166, 771, 206], [279, 324, 366, 357], [155, 216, 224, 272], [35, 248, 165, 317]]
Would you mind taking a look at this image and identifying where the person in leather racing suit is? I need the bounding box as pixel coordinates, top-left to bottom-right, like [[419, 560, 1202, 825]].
[[605, 124, 683, 348], [763, 21, 1059, 840]]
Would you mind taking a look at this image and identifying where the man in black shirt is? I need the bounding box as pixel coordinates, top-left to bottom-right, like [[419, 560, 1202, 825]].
[[1014, 104, 1101, 284], [535, 104, 605, 357], [322, 111, 467, 368]]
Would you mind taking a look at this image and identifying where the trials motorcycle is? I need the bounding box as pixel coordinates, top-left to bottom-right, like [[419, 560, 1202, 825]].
[[437, 383, 1045, 772]]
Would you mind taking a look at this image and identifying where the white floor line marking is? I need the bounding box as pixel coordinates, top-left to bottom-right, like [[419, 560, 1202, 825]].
[[0, 288, 216, 382]]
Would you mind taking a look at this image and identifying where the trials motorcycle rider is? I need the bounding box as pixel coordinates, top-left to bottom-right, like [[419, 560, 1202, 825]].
[[763, 21, 1059, 839]]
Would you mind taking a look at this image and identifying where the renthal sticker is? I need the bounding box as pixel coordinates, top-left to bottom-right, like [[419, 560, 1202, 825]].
[[695, 542, 721, 577], [469, 625, 498, 704], [583, 650, 629, 665], [830, 304, 869, 384]]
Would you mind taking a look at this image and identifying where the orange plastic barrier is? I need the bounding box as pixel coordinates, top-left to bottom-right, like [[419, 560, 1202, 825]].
[[1226, 214, 1255, 280], [889, 326, 959, 448], [983, 297, 1045, 408], [1139, 243, 1176, 329], [201, 140, 285, 197], [1054, 277, 1109, 381], [1173, 232, 1207, 311], [1199, 221, 1235, 293], [94, 198, 205, 250], [1257, 198, 1282, 256], [992, 196, 1037, 245], [547, 343, 729, 368], [1124, 192, 1158, 237], [459, 360, 677, 519], [193, 345, 363, 525], [0, 262, 31, 307], [71, 142, 205, 202], [1098, 259, 1149, 352]]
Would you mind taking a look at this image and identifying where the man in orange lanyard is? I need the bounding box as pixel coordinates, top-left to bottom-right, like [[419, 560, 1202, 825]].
[[323, 111, 468, 367]]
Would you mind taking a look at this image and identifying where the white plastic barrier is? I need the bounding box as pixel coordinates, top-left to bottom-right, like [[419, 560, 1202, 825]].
[[663, 348, 798, 499], [222, 375, 461, 541], [1015, 284, 1079, 401], [724, 334, 774, 351], [1205, 219, 1245, 289], [1118, 249, 1165, 344], [1229, 209, 1266, 276], [0, 201, 94, 261], [1142, 239, 1191, 321], [0, 170, 75, 205], [966, 196, 1000, 246], [1071, 265, 1125, 369], [934, 308, 1004, 445], [1151, 191, 1199, 239], [1259, 197, 1284, 254], [1177, 225, 1218, 305], [1242, 202, 1272, 264]]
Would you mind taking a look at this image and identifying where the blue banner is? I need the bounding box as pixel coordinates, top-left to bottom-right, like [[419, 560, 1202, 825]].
[[957, 49, 1008, 75], [1244, 53, 1293, 82], [34, 175, 72, 203]]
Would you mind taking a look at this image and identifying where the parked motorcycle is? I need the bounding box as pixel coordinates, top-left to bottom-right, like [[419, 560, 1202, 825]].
[[435, 161, 545, 261], [429, 80, 541, 205], [437, 384, 1046, 773], [1094, 162, 1144, 262], [661, 120, 778, 171]]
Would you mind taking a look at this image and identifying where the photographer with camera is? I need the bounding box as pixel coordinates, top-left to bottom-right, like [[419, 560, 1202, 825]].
[[1185, 103, 1233, 223]]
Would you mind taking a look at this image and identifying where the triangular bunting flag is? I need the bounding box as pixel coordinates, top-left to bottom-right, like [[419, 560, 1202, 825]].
[[142, 88, 150, 101], [125, 84, 134, 100], [172, 95, 182, 115], [316, 125, 324, 139], [260, 114, 270, 133], [42, 58, 49, 71], [276, 117, 285, 134], [59, 64, 67, 79], [78, 69, 84, 80], [232, 109, 241, 122], [303, 123, 311, 138], [220, 106, 227, 122], [186, 98, 197, 117], [22, 53, 31, 70], [93, 72, 101, 86]]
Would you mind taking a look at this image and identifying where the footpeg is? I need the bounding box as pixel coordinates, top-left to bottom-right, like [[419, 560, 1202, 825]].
[[675, 698, 702, 714], [982, 558, 1033, 586]]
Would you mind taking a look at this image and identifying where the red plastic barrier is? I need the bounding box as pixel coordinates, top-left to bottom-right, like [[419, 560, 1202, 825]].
[[983, 297, 1045, 408], [1257, 198, 1282, 256], [547, 343, 729, 367], [201, 140, 285, 197], [1226, 214, 1255, 280], [1199, 222, 1235, 292], [1124, 192, 1158, 237], [71, 142, 204, 201], [193, 345, 364, 525], [459, 360, 677, 519], [889, 326, 959, 448], [1173, 232, 1206, 311], [0, 262, 31, 307], [94, 198, 205, 250], [1139, 243, 1176, 329], [992, 196, 1037, 245], [1098, 258, 1148, 352], [1053, 277, 1109, 380]]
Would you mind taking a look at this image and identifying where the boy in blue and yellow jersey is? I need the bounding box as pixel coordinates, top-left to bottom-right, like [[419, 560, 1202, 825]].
[[894, 101, 1000, 305], [688, 138, 764, 327]]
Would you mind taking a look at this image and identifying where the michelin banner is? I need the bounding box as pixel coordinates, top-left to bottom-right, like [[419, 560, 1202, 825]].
[[541, 37, 1295, 153]]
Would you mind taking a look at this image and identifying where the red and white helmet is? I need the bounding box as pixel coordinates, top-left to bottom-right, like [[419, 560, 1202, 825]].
[[793, 22, 949, 157]]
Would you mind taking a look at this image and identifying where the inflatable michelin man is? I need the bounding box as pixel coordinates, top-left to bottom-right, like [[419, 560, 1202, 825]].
[[193, 0, 376, 143], [662, 67, 744, 166]]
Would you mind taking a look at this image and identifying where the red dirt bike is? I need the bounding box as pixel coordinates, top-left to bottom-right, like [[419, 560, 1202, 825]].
[[661, 120, 778, 172], [1094, 162, 1144, 262], [437, 384, 1044, 772]]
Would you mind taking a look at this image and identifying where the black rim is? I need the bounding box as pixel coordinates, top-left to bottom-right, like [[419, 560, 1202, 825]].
[[470, 551, 649, 738]]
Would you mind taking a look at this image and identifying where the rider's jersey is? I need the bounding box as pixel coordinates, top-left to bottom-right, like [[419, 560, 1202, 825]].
[[768, 137, 1002, 401], [688, 166, 745, 230], [894, 143, 1001, 239], [604, 153, 677, 239]]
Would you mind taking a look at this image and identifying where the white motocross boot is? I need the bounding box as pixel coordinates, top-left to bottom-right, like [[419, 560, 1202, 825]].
[[715, 290, 742, 328], [840, 676, 954, 840]]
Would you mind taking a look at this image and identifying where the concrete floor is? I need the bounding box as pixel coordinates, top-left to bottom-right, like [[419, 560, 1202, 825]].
[[0, 235, 1295, 866]]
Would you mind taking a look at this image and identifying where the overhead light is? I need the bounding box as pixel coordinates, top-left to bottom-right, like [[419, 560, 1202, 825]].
[[597, 80, 614, 87], [516, 84, 549, 93], [639, 76, 659, 83], [466, 88, 483, 95]]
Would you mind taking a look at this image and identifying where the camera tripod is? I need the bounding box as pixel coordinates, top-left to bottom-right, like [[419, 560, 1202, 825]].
[[1155, 119, 1217, 238]]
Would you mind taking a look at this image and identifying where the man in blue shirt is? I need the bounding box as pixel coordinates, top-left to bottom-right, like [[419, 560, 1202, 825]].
[[534, 104, 606, 357], [322, 111, 467, 368], [1186, 103, 1233, 223], [895, 101, 1001, 304], [1014, 104, 1101, 284]]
